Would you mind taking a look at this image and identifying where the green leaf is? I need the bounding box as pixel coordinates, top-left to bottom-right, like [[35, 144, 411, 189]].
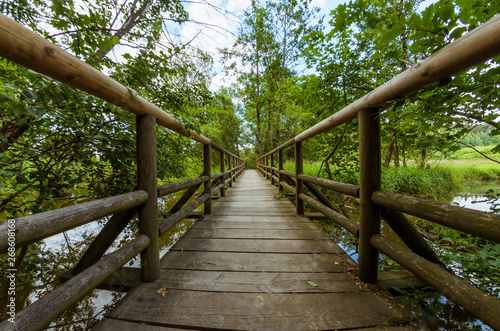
[[307, 281, 319, 287], [0, 93, 14, 102], [380, 23, 402, 45]]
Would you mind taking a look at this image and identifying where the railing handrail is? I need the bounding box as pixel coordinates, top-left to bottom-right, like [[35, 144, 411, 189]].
[[257, 15, 500, 159], [256, 15, 500, 330], [0, 13, 245, 331]]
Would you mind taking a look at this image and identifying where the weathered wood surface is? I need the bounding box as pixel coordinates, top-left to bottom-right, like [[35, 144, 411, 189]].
[[96, 170, 404, 330]]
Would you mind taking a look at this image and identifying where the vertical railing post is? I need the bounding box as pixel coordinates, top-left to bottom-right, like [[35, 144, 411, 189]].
[[232, 155, 237, 182], [295, 141, 304, 215], [228, 154, 233, 188], [136, 114, 160, 282], [266, 155, 269, 180], [270, 152, 275, 185], [278, 149, 283, 194], [220, 151, 226, 197], [358, 108, 381, 283], [203, 143, 212, 215]]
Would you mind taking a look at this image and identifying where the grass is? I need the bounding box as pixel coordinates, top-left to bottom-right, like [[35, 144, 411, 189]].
[[278, 157, 500, 200], [429, 159, 500, 181], [382, 166, 458, 200], [444, 145, 500, 160]]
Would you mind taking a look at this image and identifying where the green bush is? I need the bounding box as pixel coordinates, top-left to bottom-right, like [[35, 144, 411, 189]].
[[382, 166, 458, 200]]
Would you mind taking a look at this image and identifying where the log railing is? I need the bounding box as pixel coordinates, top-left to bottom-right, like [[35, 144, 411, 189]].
[[257, 14, 500, 330], [0, 14, 244, 331]]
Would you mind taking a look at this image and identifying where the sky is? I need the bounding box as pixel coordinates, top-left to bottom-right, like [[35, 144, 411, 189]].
[[167, 0, 347, 91], [165, 0, 438, 91]]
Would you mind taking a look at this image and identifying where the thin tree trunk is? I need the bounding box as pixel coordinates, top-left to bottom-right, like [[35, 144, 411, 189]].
[[94, 0, 152, 61], [421, 148, 427, 167], [394, 136, 400, 167], [384, 139, 395, 168]]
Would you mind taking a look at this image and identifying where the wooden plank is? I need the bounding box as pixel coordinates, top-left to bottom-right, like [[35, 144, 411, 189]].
[[212, 201, 294, 208], [135, 270, 359, 293], [211, 210, 296, 216], [217, 196, 286, 202], [160, 251, 348, 273], [170, 238, 345, 254], [94, 318, 182, 330], [200, 215, 312, 223], [192, 220, 318, 230], [182, 228, 330, 240], [212, 206, 295, 212], [103, 290, 397, 330], [95, 318, 409, 331]]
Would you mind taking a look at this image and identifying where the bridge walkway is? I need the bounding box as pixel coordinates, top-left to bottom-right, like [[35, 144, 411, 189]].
[[95, 170, 406, 330]]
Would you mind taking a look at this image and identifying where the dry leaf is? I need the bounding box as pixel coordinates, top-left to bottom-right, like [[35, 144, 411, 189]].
[[157, 288, 168, 297]]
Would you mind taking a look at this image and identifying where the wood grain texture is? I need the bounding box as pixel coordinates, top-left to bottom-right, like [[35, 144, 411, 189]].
[[191, 220, 318, 230], [160, 251, 348, 272], [170, 238, 345, 253], [182, 228, 330, 240], [97, 170, 404, 330], [101, 290, 395, 330], [134, 270, 359, 293]]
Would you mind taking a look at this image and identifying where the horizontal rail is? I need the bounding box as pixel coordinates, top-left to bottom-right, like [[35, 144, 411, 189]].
[[210, 141, 238, 159], [280, 181, 296, 195], [261, 138, 295, 158], [372, 190, 500, 243], [371, 234, 500, 330], [0, 191, 148, 253], [0, 14, 210, 144], [298, 174, 359, 197], [1, 234, 150, 331], [158, 193, 210, 235], [157, 176, 209, 197], [300, 193, 359, 235], [279, 169, 295, 178], [211, 170, 231, 180], [294, 15, 500, 142]]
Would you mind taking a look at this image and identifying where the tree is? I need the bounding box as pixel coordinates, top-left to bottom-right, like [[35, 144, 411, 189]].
[[225, 0, 320, 157], [303, 0, 500, 167]]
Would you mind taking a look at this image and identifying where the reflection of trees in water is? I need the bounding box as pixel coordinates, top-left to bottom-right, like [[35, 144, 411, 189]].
[[0, 194, 199, 328], [0, 225, 123, 328]]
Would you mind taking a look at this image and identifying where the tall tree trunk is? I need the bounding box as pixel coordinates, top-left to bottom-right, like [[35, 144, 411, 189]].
[[393, 136, 400, 167], [256, 39, 262, 157]]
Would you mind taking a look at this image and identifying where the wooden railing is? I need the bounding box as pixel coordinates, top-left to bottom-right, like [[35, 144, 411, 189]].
[[0, 14, 244, 331], [257, 15, 500, 330]]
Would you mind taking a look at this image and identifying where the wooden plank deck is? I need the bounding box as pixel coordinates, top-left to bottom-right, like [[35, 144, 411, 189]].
[[95, 170, 406, 330]]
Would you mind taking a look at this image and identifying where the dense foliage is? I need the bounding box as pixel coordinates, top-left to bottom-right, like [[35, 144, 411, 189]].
[[0, 0, 242, 219]]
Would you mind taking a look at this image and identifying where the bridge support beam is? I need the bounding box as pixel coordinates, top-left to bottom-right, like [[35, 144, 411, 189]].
[[136, 114, 160, 283], [358, 108, 381, 283]]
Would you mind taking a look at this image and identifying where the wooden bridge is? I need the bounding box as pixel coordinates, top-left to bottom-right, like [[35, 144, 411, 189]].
[[94, 169, 404, 330], [1, 12, 500, 331]]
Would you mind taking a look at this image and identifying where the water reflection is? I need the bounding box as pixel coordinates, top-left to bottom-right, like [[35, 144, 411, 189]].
[[311, 181, 499, 331], [0, 189, 206, 329]]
